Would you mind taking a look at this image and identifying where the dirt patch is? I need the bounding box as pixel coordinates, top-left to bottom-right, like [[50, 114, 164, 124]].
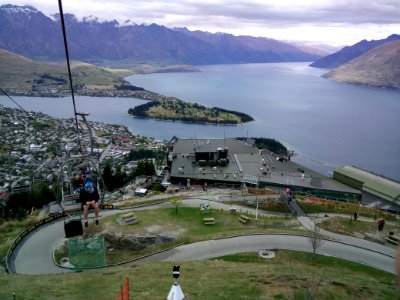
[[103, 231, 175, 251], [145, 224, 186, 237], [102, 225, 184, 252]]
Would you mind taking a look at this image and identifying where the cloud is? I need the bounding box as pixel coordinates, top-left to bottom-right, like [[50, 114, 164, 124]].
[[1, 0, 400, 45]]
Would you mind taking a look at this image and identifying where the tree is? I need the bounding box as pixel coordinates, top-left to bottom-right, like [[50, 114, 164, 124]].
[[309, 220, 323, 260], [102, 162, 114, 191], [5, 181, 55, 220], [114, 165, 126, 186], [144, 159, 156, 176], [135, 159, 156, 177], [29, 181, 56, 208], [170, 199, 183, 214], [102, 161, 130, 191]]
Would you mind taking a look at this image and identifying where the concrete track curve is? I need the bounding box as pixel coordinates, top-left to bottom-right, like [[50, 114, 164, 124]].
[[138, 234, 395, 274], [10, 199, 397, 275]]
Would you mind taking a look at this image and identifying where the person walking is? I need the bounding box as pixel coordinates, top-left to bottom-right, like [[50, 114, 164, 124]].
[[377, 219, 385, 232]]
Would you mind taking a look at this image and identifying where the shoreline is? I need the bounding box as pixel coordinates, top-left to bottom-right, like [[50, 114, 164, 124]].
[[2, 88, 254, 125]]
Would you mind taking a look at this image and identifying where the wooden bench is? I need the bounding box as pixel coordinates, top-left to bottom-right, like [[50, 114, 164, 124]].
[[122, 214, 137, 224], [239, 215, 251, 224], [61, 193, 81, 212], [203, 217, 216, 225], [386, 234, 400, 245], [63, 193, 80, 206]]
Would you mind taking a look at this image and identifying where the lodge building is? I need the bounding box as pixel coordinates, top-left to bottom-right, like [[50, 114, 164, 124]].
[[167, 137, 361, 202]]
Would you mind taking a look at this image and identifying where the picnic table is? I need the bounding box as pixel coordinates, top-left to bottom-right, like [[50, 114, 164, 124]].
[[239, 215, 251, 224], [203, 217, 216, 225]]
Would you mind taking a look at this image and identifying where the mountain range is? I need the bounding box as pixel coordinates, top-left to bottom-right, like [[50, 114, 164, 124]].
[[0, 4, 321, 65], [1, 4, 399, 90], [310, 34, 400, 69], [322, 40, 400, 89]]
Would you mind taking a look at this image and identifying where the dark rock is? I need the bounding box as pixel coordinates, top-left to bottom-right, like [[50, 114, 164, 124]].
[[103, 231, 175, 251]]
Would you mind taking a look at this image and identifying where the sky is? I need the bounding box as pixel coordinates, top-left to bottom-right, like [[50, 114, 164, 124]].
[[1, 0, 400, 47]]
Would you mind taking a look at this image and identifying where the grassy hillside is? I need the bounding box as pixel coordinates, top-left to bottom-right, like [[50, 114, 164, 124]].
[[0, 204, 397, 299], [0, 252, 396, 299], [0, 48, 133, 94], [323, 40, 400, 89]]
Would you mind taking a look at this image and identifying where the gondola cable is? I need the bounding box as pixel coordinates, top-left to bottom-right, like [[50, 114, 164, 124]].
[[57, 0, 82, 152], [56, 0, 105, 214], [0, 87, 27, 113]]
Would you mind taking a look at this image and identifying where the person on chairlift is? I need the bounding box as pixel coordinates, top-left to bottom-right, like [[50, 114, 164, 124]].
[[79, 181, 100, 227]]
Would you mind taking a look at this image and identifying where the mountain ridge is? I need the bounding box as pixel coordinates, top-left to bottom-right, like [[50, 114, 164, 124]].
[[0, 4, 321, 64], [310, 34, 400, 69], [322, 40, 400, 89]]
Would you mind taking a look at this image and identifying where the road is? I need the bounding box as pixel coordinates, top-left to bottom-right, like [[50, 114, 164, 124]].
[[10, 196, 397, 275]]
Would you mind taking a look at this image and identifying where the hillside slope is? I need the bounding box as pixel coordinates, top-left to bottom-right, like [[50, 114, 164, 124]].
[[0, 48, 135, 96], [322, 40, 400, 89], [310, 34, 400, 69]]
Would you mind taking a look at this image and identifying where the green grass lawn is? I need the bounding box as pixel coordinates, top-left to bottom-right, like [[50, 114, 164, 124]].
[[0, 218, 31, 257], [0, 251, 396, 300], [104, 206, 301, 238], [60, 207, 303, 265], [298, 199, 396, 221], [318, 216, 400, 239], [2, 203, 399, 299]]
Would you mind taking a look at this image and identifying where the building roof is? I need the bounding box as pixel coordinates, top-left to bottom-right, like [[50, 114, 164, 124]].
[[134, 188, 147, 194], [334, 166, 400, 201], [172, 138, 256, 155], [171, 138, 359, 195]]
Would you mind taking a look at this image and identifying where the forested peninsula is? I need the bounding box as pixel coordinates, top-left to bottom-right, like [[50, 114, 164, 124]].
[[128, 99, 254, 124]]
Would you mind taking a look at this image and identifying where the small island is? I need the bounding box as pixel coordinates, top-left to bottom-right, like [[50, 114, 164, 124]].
[[128, 99, 254, 124]]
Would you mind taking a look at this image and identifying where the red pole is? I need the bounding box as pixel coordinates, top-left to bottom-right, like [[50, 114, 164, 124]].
[[123, 276, 130, 300]]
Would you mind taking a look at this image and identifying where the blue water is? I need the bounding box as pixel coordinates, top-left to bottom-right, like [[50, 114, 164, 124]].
[[1, 62, 400, 180]]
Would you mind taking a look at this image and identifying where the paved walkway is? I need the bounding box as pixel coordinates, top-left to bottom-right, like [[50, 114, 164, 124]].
[[10, 191, 397, 275], [137, 234, 395, 274]]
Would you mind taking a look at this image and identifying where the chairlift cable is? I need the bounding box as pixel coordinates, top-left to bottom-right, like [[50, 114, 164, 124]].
[[0, 87, 27, 113], [55, 0, 105, 207], [57, 0, 82, 150]]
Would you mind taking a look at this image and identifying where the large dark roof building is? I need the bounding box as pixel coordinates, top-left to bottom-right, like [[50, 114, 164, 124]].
[[168, 138, 360, 202]]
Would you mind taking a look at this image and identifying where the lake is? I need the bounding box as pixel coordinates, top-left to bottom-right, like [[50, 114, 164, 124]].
[[1, 62, 400, 181]]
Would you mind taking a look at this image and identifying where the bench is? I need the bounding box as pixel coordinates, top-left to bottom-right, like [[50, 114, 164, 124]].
[[62, 193, 101, 217], [63, 193, 80, 206], [203, 217, 215, 225], [386, 234, 400, 245], [239, 215, 251, 224], [61, 194, 81, 212], [122, 214, 137, 224]]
